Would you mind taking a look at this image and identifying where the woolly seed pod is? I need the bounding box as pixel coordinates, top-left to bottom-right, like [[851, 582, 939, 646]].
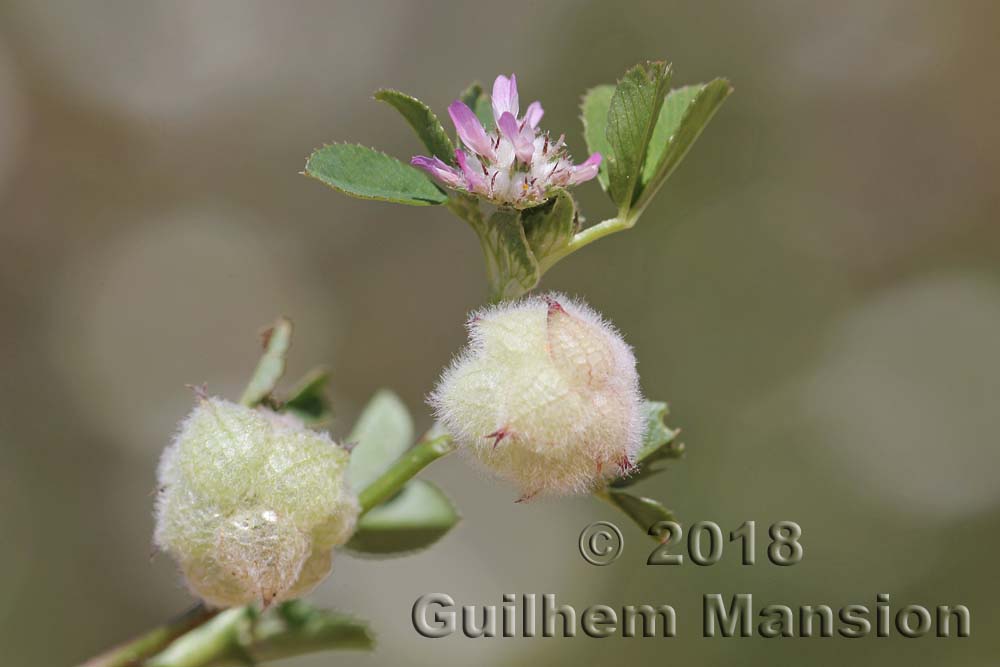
[[154, 398, 359, 608], [430, 293, 644, 498]]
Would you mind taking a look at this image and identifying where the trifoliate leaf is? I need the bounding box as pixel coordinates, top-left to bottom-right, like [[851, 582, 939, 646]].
[[239, 318, 293, 407], [374, 89, 456, 164], [346, 479, 459, 555], [606, 61, 672, 212], [305, 143, 448, 206], [347, 390, 414, 492], [635, 79, 732, 213]]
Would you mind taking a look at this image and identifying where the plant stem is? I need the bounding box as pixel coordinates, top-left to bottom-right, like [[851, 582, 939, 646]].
[[78, 604, 220, 667], [146, 603, 373, 667], [145, 608, 248, 667], [358, 434, 457, 514], [538, 216, 635, 273], [567, 216, 635, 252]]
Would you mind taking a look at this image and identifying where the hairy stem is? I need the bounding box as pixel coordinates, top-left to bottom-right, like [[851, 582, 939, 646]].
[[78, 604, 220, 667], [358, 434, 457, 514]]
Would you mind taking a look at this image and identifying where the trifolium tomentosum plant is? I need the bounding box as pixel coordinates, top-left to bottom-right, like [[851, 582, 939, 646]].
[[81, 60, 730, 667]]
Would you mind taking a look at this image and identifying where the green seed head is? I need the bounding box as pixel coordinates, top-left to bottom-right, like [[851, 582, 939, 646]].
[[430, 293, 644, 497], [154, 398, 358, 608]]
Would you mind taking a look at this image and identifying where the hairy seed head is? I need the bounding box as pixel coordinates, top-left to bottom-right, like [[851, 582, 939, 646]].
[[430, 294, 644, 496], [154, 398, 358, 608]]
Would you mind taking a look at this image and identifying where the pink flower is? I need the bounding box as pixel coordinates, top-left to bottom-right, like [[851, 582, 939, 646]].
[[411, 73, 601, 209], [448, 101, 495, 161], [491, 74, 519, 122], [410, 156, 463, 189]]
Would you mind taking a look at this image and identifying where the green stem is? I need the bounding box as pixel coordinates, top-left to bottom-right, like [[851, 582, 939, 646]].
[[146, 608, 248, 667], [537, 216, 636, 274], [358, 434, 457, 514], [567, 216, 634, 252], [77, 604, 219, 667], [146, 603, 373, 667]]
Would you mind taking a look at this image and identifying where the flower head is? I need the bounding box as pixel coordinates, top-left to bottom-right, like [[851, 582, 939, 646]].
[[411, 74, 602, 209], [429, 293, 644, 498], [154, 398, 359, 608]]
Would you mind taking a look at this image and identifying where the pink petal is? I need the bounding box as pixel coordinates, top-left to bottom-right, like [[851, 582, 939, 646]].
[[498, 111, 534, 164], [448, 101, 495, 159], [523, 101, 544, 129], [455, 149, 487, 193], [567, 152, 602, 185], [411, 155, 462, 189], [491, 73, 519, 124]]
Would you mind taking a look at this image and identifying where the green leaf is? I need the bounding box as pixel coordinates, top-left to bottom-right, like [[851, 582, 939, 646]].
[[251, 603, 373, 660], [374, 89, 455, 164], [239, 318, 293, 407], [281, 367, 333, 426], [580, 84, 614, 191], [605, 490, 675, 538], [606, 61, 672, 212], [522, 188, 578, 269], [458, 81, 494, 129], [635, 78, 732, 213], [482, 208, 540, 300], [347, 390, 414, 492], [149, 603, 373, 667], [304, 143, 448, 206], [459, 82, 482, 109], [613, 400, 684, 487], [347, 479, 459, 555]]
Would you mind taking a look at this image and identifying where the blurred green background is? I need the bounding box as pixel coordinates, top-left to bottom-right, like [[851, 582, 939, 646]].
[[1, 1, 998, 665]]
